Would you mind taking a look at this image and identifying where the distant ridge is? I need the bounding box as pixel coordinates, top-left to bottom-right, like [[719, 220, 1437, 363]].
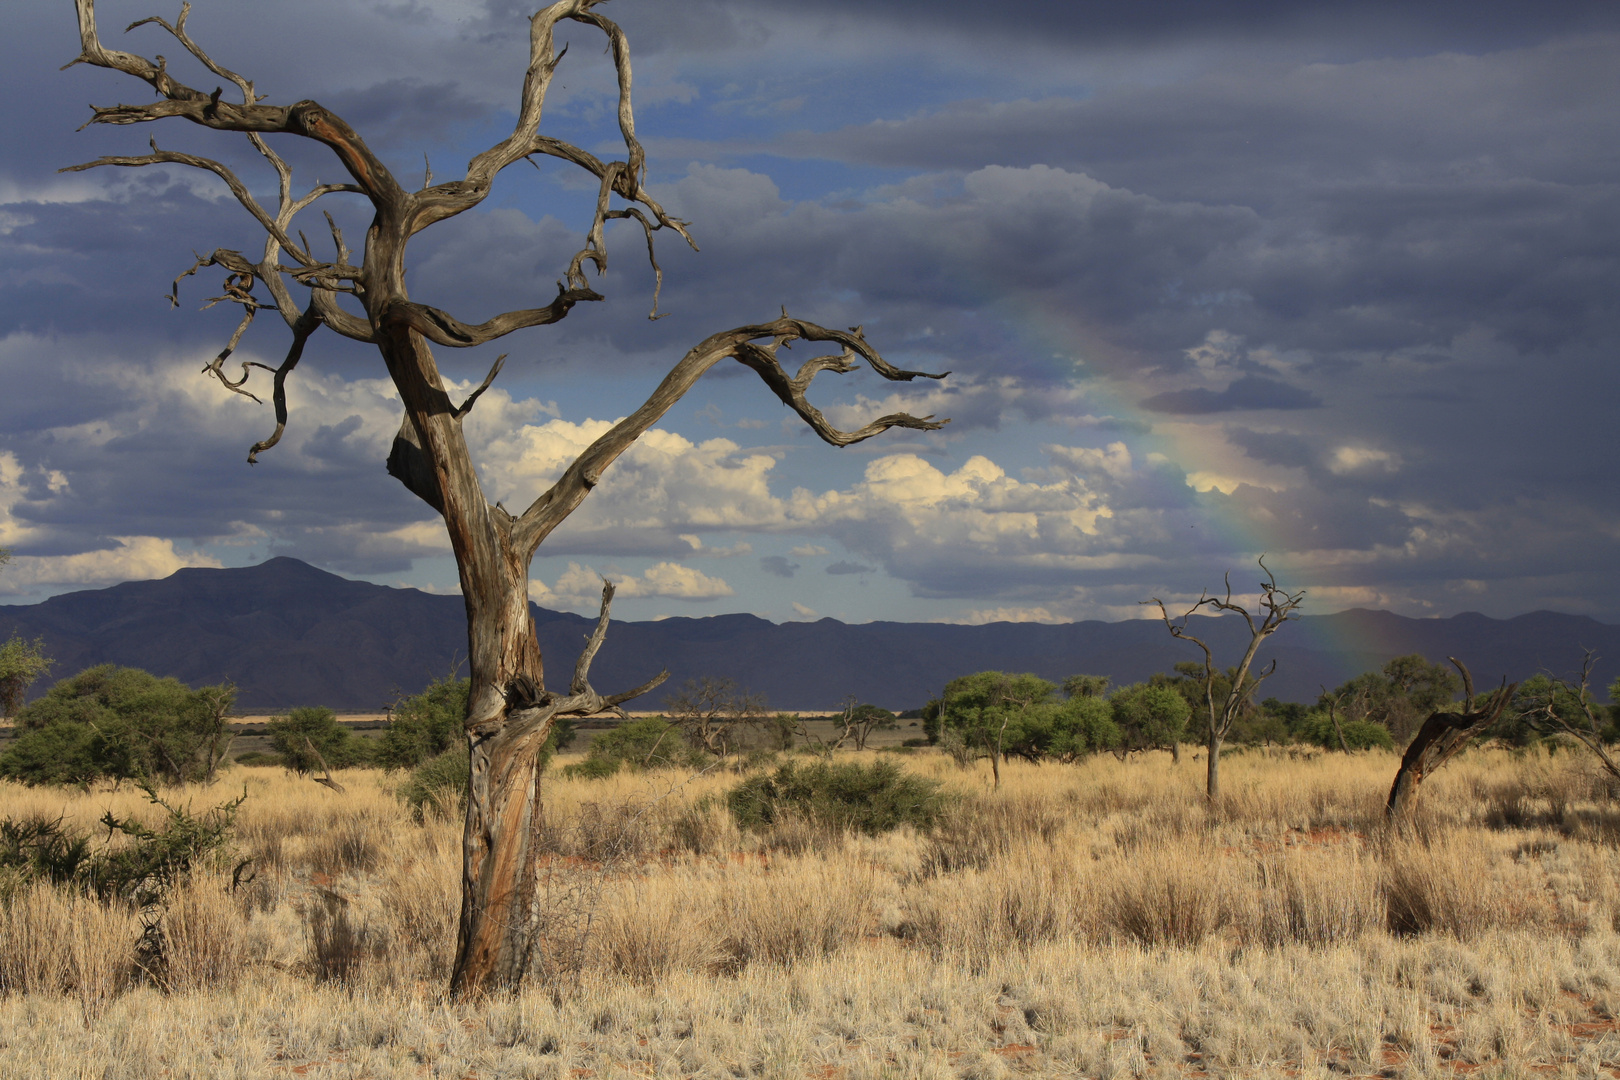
[[1, 558, 1615, 711]]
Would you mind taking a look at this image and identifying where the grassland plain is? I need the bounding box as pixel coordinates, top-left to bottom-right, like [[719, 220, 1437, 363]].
[[4, 747, 1620, 1078]]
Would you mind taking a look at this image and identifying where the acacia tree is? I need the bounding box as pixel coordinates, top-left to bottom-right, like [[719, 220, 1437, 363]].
[[663, 676, 766, 757], [0, 550, 54, 718], [64, 0, 947, 995], [1146, 558, 1304, 802]]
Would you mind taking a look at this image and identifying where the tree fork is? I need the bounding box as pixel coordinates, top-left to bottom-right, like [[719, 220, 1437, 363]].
[[65, 0, 948, 996]]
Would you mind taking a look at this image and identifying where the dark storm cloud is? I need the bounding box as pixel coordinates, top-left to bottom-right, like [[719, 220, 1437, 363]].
[[1223, 427, 1315, 471], [697, 39, 1620, 372], [0, 329, 435, 575], [4, 0, 1619, 620], [740, 0, 1620, 52], [766, 39, 1620, 195], [1140, 376, 1322, 415], [759, 555, 797, 578], [1221, 484, 1412, 553]]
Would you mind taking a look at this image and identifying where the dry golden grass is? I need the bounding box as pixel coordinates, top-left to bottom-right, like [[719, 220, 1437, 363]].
[[4, 744, 1620, 1076]]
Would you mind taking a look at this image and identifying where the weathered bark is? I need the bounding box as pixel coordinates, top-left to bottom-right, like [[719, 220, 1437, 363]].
[[1386, 659, 1514, 820], [66, 0, 948, 996], [1206, 731, 1222, 801]]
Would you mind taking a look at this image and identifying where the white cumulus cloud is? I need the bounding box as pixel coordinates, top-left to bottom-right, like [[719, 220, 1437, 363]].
[[0, 536, 220, 594], [530, 561, 735, 608]]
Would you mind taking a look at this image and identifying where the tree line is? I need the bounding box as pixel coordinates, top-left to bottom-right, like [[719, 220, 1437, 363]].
[[918, 654, 1620, 769]]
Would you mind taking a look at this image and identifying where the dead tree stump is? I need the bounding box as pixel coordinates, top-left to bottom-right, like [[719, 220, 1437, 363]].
[[1385, 658, 1515, 820]]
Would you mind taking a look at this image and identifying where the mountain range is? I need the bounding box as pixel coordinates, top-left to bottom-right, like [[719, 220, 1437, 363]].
[[2, 557, 1616, 711]]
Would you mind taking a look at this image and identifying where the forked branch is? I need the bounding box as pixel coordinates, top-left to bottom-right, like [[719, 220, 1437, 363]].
[[497, 580, 669, 748], [1144, 556, 1305, 743]]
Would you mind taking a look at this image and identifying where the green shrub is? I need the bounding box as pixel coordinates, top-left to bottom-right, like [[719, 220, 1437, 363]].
[[0, 633, 51, 718], [560, 755, 621, 781], [581, 717, 705, 774], [95, 785, 246, 905], [1297, 711, 1396, 752], [0, 815, 94, 889], [376, 674, 467, 769], [398, 744, 469, 822], [1110, 682, 1192, 754], [1, 665, 235, 786], [266, 706, 364, 773], [936, 671, 1118, 763], [0, 785, 243, 906], [726, 759, 948, 834]]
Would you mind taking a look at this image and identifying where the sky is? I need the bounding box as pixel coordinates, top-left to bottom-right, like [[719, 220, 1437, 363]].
[[1, 0, 1617, 626]]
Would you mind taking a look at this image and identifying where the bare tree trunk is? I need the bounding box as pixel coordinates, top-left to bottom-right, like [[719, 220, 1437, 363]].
[[1323, 689, 1351, 754], [1170, 740, 1180, 764], [451, 575, 550, 992], [1147, 560, 1304, 809], [1386, 661, 1514, 821]]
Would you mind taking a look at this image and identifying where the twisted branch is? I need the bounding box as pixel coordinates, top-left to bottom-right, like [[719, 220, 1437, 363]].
[[514, 315, 948, 552], [62, 140, 312, 264], [246, 303, 320, 464], [379, 285, 603, 349], [1386, 660, 1516, 819]]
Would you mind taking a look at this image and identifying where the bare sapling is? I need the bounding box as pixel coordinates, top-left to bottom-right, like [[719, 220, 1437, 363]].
[[1146, 557, 1305, 803], [63, 0, 948, 995], [1385, 658, 1515, 820], [1531, 651, 1620, 783]]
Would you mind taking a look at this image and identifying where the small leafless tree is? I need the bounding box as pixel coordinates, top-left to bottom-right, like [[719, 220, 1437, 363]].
[[1146, 558, 1305, 803], [663, 676, 767, 757], [64, 0, 947, 995], [1385, 658, 1514, 820], [1533, 651, 1620, 784], [195, 682, 235, 783], [832, 697, 897, 752]]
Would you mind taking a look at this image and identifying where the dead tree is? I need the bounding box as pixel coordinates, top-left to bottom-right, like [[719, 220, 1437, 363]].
[[824, 697, 896, 752], [1534, 651, 1620, 784], [663, 676, 766, 757], [300, 735, 347, 796], [64, 0, 947, 996], [1385, 659, 1514, 820], [1146, 558, 1304, 802]]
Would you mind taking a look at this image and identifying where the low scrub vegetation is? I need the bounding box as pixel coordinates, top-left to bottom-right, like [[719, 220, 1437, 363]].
[[0, 666, 234, 786], [725, 757, 948, 834], [0, 746, 1619, 1075]]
